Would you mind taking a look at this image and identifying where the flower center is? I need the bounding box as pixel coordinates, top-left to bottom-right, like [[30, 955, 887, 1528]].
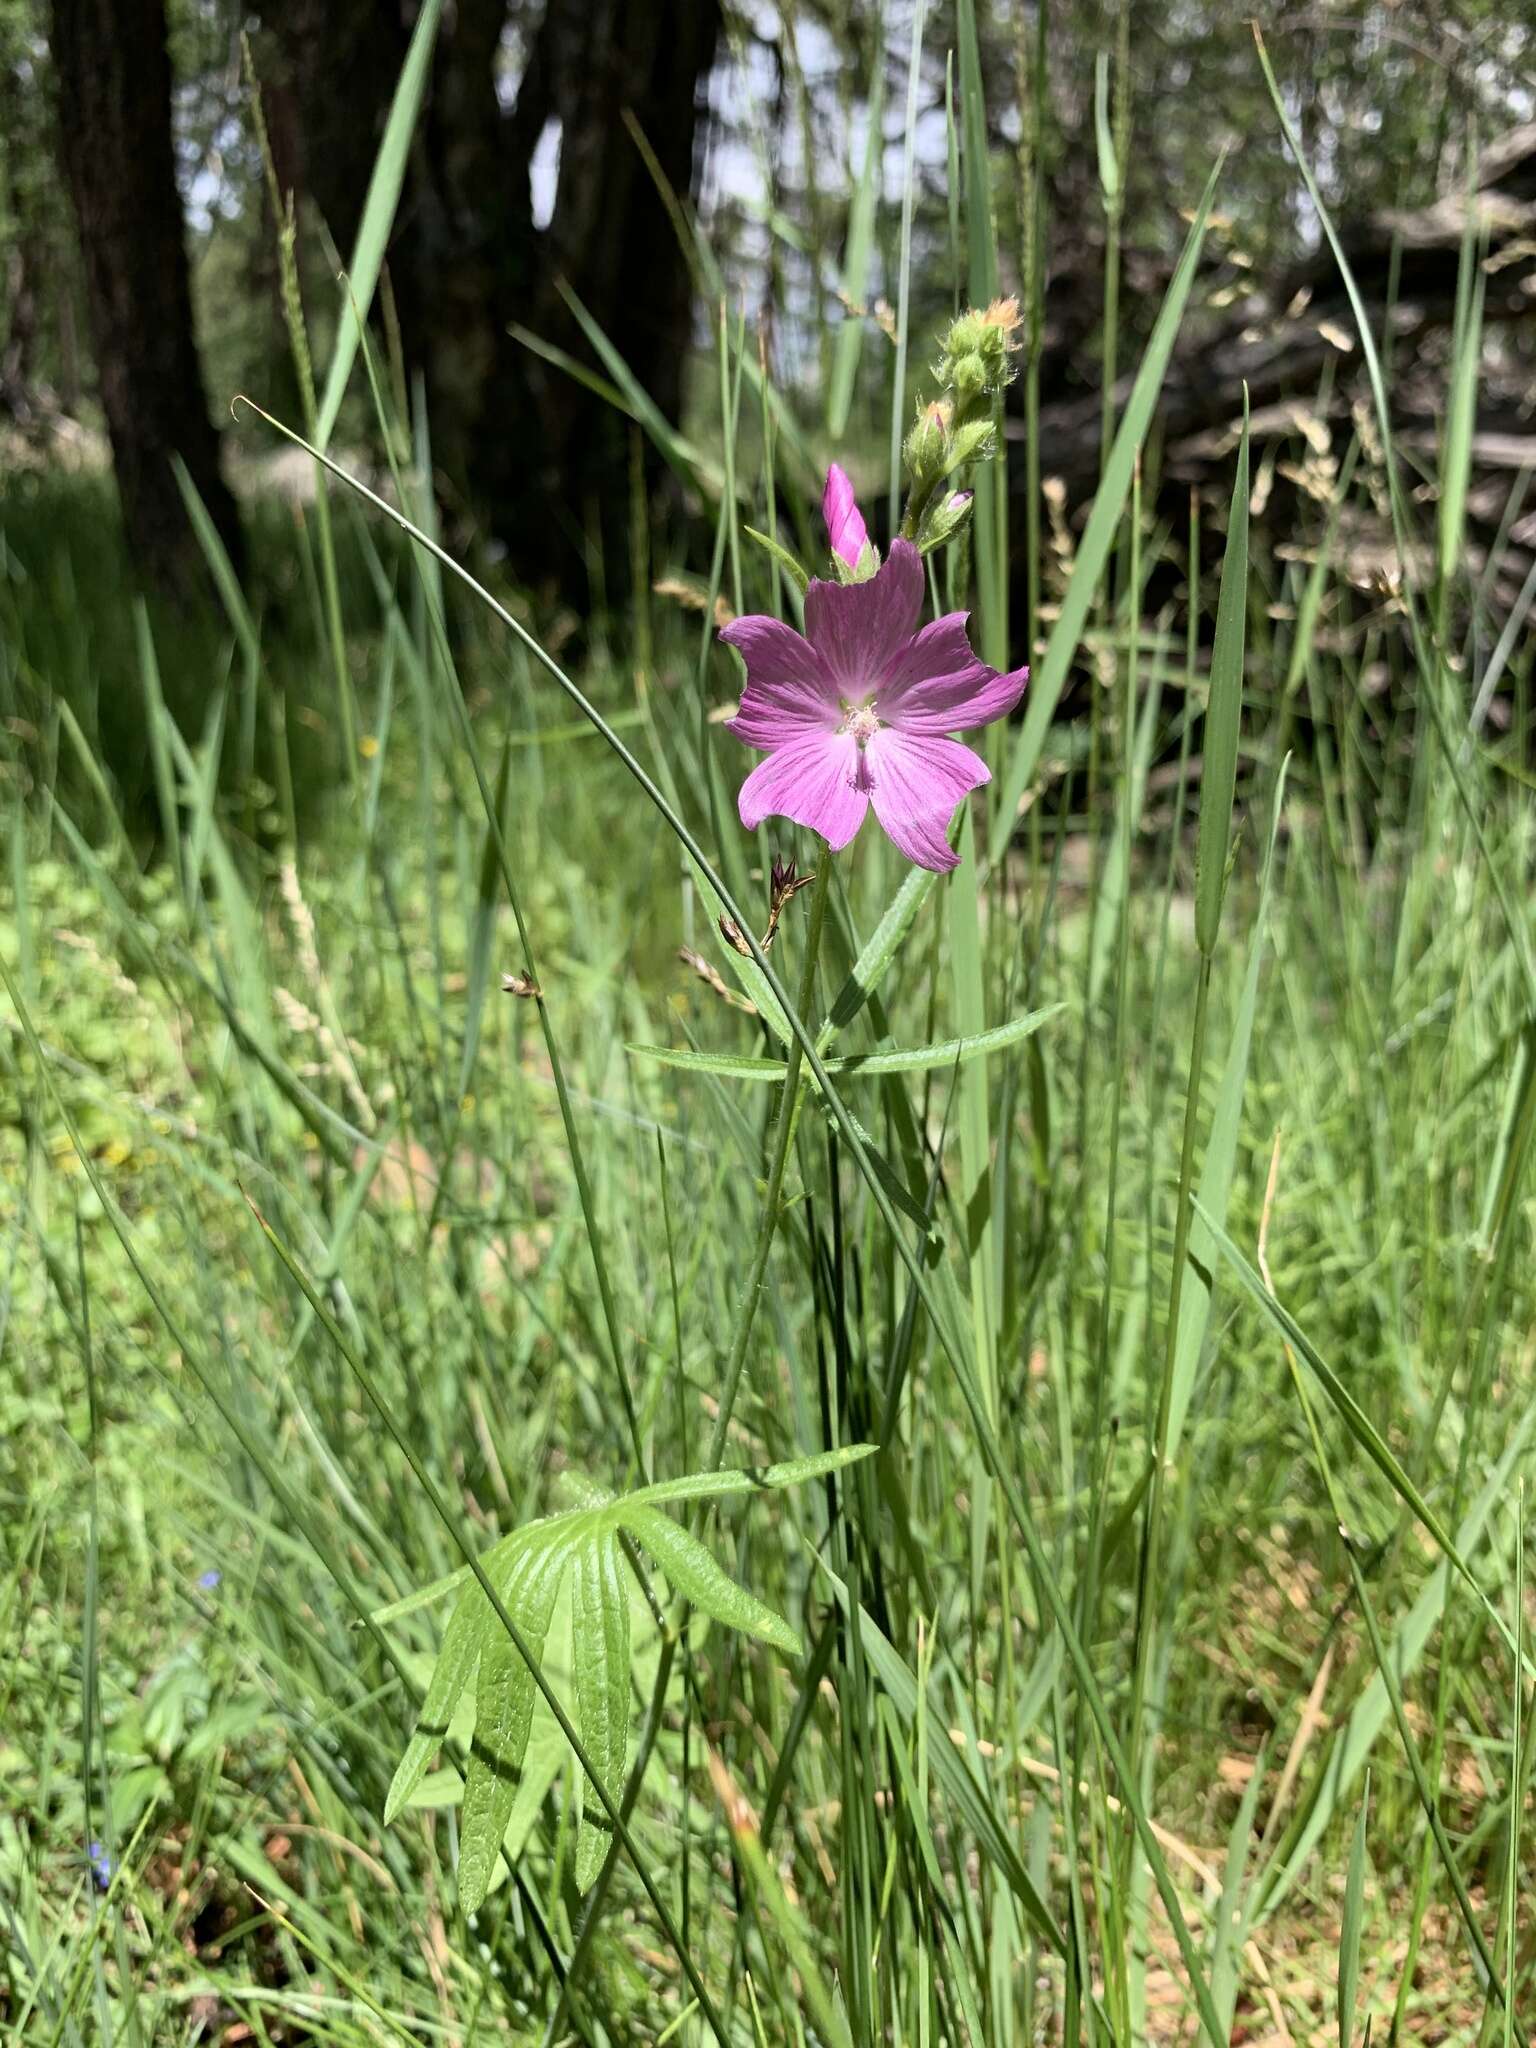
[[842, 700, 881, 747]]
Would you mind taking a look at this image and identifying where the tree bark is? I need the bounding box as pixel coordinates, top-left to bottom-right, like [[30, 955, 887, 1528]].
[[486, 0, 721, 590], [262, 0, 720, 597], [50, 0, 241, 591]]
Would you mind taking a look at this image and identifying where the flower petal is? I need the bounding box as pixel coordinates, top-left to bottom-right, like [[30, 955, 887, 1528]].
[[719, 614, 840, 743], [802, 539, 925, 695], [864, 730, 990, 872], [822, 463, 869, 570], [877, 611, 1030, 734], [737, 731, 868, 851]]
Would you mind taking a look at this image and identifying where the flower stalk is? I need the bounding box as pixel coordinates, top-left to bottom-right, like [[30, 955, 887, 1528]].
[[704, 852, 833, 1471], [549, 858, 835, 2037]]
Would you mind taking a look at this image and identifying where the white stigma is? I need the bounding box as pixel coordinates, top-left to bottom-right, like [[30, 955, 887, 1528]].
[[843, 702, 881, 747]]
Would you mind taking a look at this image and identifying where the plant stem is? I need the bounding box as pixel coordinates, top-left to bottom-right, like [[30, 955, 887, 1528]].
[[545, 847, 834, 2043], [703, 849, 834, 1472], [1128, 948, 1212, 1781]]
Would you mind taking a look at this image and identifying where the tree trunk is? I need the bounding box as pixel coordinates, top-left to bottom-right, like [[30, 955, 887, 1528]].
[[0, 58, 40, 417], [480, 0, 720, 591], [263, 0, 720, 598], [50, 0, 241, 591]]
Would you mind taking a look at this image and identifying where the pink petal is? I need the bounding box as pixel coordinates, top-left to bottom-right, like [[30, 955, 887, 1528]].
[[803, 539, 925, 695], [737, 731, 869, 851], [877, 611, 1030, 735], [822, 463, 869, 570], [863, 730, 990, 872], [719, 614, 841, 743]]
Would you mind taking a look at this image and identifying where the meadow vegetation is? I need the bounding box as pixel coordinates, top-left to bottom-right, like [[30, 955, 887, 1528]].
[[3, 11, 1536, 2046]]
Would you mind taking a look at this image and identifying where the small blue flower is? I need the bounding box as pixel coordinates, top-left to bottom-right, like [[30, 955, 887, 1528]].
[[88, 1840, 114, 1890], [197, 1569, 221, 1592]]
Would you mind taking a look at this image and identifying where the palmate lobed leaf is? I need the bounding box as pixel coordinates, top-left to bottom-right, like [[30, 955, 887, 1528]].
[[382, 1452, 872, 1898], [621, 1504, 800, 1656], [383, 1529, 522, 1825], [458, 1541, 568, 1911], [571, 1528, 629, 1890], [626, 1005, 1061, 1084]]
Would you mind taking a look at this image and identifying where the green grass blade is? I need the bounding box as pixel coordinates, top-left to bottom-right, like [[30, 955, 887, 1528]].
[[1195, 1201, 1522, 1651], [989, 159, 1221, 859], [1193, 391, 1249, 957], [826, 24, 885, 441], [314, 0, 445, 451], [1166, 758, 1287, 1459], [1338, 1771, 1369, 2048]]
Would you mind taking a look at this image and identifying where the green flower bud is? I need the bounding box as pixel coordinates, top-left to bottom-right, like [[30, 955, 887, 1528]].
[[937, 298, 1023, 409], [944, 417, 996, 474], [950, 351, 989, 405], [941, 312, 988, 360], [917, 488, 974, 554], [903, 399, 951, 483]]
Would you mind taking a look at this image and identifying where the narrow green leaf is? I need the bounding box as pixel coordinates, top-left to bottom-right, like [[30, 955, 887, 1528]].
[[458, 730, 513, 1101], [631, 1444, 875, 1509], [508, 322, 633, 416], [1338, 1772, 1370, 2048], [826, 1010, 1066, 1077], [1259, 1401, 1536, 1915], [385, 1538, 512, 1824], [621, 1503, 800, 1656], [1194, 1203, 1513, 1636], [1194, 390, 1250, 955], [709, 1751, 856, 2048], [625, 1046, 786, 1082], [1089, 656, 1163, 1007], [742, 523, 810, 594], [1207, 1736, 1271, 2042], [812, 1552, 1067, 1955], [374, 1565, 473, 1629], [849, 1103, 946, 1236], [459, 1540, 567, 1912], [627, 1006, 1060, 1084], [504, 1714, 568, 1865], [823, 865, 938, 1042], [315, 0, 445, 450], [1438, 181, 1484, 589], [172, 458, 261, 677], [990, 158, 1221, 856], [133, 604, 184, 899], [826, 32, 885, 441], [554, 279, 725, 498], [1167, 758, 1288, 1459], [571, 1528, 629, 1891]]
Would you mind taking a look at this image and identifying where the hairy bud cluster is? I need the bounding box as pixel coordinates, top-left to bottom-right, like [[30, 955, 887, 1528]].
[[899, 298, 1022, 552]]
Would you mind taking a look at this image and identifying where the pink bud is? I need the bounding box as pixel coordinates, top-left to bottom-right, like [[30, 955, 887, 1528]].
[[822, 464, 869, 570]]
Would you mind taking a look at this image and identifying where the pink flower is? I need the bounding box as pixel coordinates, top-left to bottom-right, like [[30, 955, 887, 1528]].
[[721, 534, 1029, 874], [822, 463, 869, 571]]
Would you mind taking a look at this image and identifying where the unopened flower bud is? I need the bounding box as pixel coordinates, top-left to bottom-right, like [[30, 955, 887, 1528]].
[[904, 399, 951, 483], [919, 488, 974, 553], [936, 300, 1022, 411], [950, 351, 989, 405], [942, 312, 988, 359], [822, 463, 868, 571]]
